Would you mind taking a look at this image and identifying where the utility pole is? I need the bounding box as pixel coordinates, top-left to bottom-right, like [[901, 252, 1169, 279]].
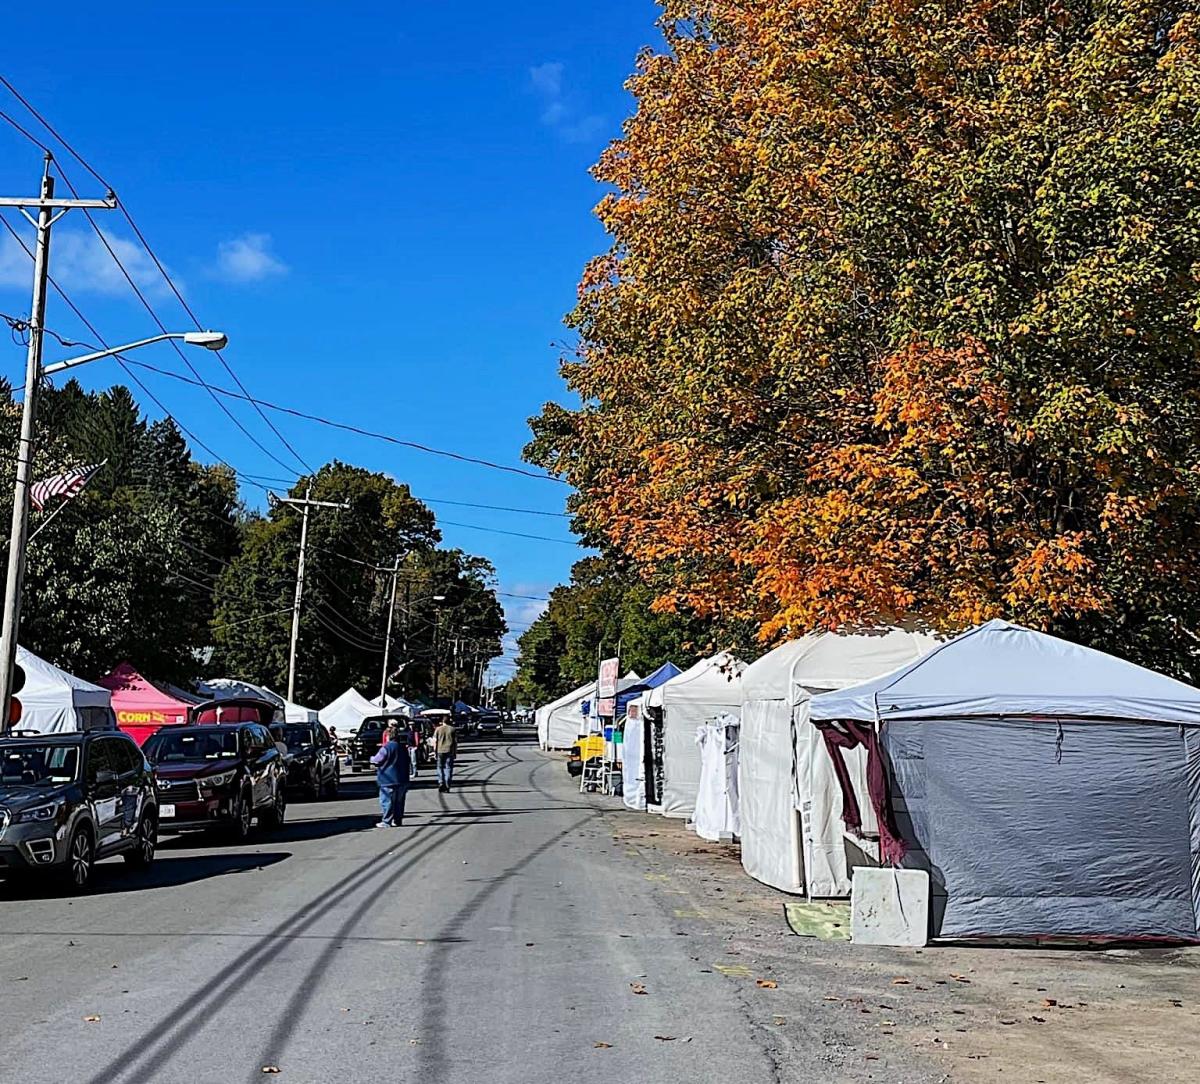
[[379, 557, 400, 703], [0, 155, 115, 725], [432, 610, 443, 704], [279, 485, 348, 702]]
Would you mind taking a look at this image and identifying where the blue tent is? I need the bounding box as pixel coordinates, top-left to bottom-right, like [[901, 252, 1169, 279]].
[[616, 661, 682, 717]]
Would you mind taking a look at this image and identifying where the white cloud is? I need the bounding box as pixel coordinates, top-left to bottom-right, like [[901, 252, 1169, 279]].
[[0, 228, 174, 298], [529, 61, 605, 144], [213, 232, 287, 284]]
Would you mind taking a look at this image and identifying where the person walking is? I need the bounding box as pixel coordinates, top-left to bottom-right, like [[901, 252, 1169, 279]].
[[407, 721, 421, 778], [434, 715, 457, 793], [370, 722, 410, 827]]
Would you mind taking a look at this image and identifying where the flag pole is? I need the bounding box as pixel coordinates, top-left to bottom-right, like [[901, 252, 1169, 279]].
[[25, 459, 107, 545]]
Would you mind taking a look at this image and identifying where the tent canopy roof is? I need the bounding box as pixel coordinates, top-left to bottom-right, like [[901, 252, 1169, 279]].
[[17, 647, 110, 709], [811, 619, 1200, 725], [97, 662, 200, 711], [646, 652, 744, 708], [741, 628, 941, 701], [321, 688, 380, 730]]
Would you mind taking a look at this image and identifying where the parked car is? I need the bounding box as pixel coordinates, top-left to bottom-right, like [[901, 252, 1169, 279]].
[[0, 729, 158, 891], [143, 722, 286, 840], [348, 715, 395, 772], [476, 711, 504, 738], [279, 722, 340, 798]]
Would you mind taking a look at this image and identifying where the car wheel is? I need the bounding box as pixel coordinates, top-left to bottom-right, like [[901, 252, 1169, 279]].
[[261, 783, 286, 828], [61, 826, 95, 892], [124, 809, 157, 868], [229, 789, 254, 841]]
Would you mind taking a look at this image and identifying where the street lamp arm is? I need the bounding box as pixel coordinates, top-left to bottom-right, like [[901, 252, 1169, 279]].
[[42, 330, 228, 377]]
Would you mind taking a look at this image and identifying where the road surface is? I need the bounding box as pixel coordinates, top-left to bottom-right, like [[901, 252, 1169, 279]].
[[0, 733, 840, 1083]]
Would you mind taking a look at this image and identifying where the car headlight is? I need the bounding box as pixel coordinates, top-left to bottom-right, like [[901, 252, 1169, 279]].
[[198, 769, 238, 792], [16, 800, 62, 824]]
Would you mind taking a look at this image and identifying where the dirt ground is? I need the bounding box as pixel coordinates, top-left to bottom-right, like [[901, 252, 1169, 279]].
[[599, 795, 1200, 1083]]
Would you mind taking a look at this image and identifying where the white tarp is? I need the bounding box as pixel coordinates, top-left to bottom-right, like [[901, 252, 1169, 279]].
[[622, 696, 646, 810], [810, 618, 1200, 724], [282, 700, 319, 724], [536, 672, 642, 750], [537, 680, 594, 750], [320, 687, 380, 733], [196, 677, 285, 707], [655, 652, 744, 818], [14, 646, 114, 734], [372, 694, 419, 717], [739, 628, 939, 896], [693, 713, 740, 842]]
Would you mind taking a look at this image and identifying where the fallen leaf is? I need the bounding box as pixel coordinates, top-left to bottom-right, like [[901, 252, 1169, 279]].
[[654, 1035, 677, 1042], [525, 943, 535, 947], [822, 995, 841, 1002], [409, 1039, 422, 1046], [891, 978, 911, 986], [594, 1041, 613, 1049], [83, 1015, 101, 1023], [1031, 1015, 1046, 1023], [950, 974, 972, 984], [261, 1069, 281, 1076], [1041, 998, 1058, 1008], [1000, 1019, 1018, 1026], [756, 979, 778, 989], [772, 1016, 787, 1026], [630, 982, 648, 995]]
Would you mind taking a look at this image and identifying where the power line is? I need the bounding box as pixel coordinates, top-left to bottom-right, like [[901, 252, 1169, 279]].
[[0, 213, 282, 497], [0, 75, 314, 477], [49, 157, 309, 479], [0, 90, 564, 489], [420, 497, 570, 518], [115, 355, 565, 484], [437, 519, 579, 546]]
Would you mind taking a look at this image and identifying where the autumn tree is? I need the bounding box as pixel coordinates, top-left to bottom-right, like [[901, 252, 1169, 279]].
[[529, 0, 1200, 675]]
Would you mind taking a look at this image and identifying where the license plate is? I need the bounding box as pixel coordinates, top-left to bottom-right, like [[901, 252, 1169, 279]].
[[160, 804, 175, 819]]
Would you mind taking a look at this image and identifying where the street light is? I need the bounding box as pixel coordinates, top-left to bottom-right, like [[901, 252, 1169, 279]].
[[42, 330, 227, 377], [0, 327, 229, 725]]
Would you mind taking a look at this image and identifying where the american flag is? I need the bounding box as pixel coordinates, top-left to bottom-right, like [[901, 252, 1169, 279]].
[[30, 462, 104, 511]]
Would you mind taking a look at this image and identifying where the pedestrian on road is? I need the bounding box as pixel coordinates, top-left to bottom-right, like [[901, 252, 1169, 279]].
[[434, 716, 457, 793], [370, 722, 410, 827], [407, 721, 421, 778]]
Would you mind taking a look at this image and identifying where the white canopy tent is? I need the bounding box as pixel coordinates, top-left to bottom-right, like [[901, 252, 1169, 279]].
[[281, 700, 320, 725], [738, 628, 940, 897], [651, 652, 744, 818], [372, 694, 419, 717], [536, 672, 641, 751], [809, 620, 1200, 940], [320, 688, 381, 734], [196, 677, 284, 707], [14, 646, 114, 733], [536, 680, 594, 750]]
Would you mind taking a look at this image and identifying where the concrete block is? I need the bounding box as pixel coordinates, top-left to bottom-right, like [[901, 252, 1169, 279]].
[[850, 867, 929, 947]]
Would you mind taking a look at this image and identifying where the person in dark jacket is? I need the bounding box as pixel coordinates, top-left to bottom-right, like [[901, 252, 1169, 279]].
[[370, 722, 410, 827]]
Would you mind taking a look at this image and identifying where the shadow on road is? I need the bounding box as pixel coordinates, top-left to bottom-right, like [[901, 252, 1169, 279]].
[[0, 850, 292, 900]]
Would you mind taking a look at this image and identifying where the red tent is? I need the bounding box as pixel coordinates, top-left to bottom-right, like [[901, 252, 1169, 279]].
[[97, 662, 200, 746]]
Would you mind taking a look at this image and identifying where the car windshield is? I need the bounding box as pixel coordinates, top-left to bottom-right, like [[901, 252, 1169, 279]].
[[144, 729, 239, 763], [0, 743, 78, 785], [282, 724, 314, 750], [359, 720, 386, 734]]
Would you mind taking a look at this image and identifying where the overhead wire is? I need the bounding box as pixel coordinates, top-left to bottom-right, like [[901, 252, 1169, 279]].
[[0, 75, 314, 477], [0, 90, 566, 488]]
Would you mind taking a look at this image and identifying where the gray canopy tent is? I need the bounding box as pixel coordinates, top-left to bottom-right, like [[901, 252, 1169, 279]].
[[811, 620, 1200, 941]]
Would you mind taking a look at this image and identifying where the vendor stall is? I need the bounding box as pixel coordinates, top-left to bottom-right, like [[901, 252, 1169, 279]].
[[98, 662, 200, 745]]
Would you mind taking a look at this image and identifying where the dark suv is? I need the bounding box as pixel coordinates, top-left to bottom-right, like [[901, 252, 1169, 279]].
[[278, 722, 340, 799], [348, 716, 395, 772], [0, 730, 158, 891], [143, 723, 286, 840]]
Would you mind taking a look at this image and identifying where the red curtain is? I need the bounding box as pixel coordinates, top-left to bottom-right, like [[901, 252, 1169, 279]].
[[818, 721, 907, 864]]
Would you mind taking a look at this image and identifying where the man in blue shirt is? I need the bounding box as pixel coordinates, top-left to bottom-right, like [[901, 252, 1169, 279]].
[[370, 722, 410, 828]]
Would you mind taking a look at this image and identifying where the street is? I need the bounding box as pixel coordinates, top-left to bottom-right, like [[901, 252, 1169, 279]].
[[0, 733, 801, 1084], [2, 733, 1199, 1083]]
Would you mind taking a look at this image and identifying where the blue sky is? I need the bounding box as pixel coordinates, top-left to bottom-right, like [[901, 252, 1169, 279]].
[[0, 1, 663, 681]]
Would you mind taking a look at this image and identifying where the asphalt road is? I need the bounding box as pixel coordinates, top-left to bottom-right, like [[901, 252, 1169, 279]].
[[0, 732, 789, 1084]]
